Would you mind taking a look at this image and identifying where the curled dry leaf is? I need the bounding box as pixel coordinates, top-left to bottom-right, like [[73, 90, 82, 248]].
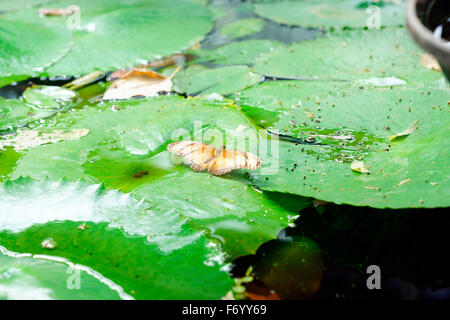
[[420, 53, 442, 72], [63, 71, 105, 90], [350, 161, 370, 174], [389, 120, 418, 141], [102, 66, 181, 100], [398, 178, 411, 186], [0, 129, 89, 151], [38, 6, 79, 17], [109, 54, 189, 80]]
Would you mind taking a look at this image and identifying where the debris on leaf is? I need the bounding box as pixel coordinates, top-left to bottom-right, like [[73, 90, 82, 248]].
[[358, 77, 406, 87], [398, 178, 410, 186], [0, 129, 89, 151], [63, 71, 105, 90], [389, 120, 418, 141], [351, 161, 370, 174], [41, 238, 58, 249], [420, 53, 442, 71], [364, 186, 380, 190], [38, 7, 79, 17], [102, 67, 181, 100], [109, 54, 188, 80], [145, 53, 188, 69], [78, 223, 87, 230]]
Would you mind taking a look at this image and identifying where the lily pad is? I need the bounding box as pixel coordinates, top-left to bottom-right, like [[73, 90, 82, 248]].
[[237, 80, 449, 208], [1, 0, 213, 77], [192, 39, 286, 66], [6, 95, 306, 258], [0, 19, 71, 82], [0, 97, 57, 132], [0, 178, 232, 299], [253, 28, 445, 83], [0, 248, 123, 300], [22, 86, 77, 109], [253, 0, 405, 29], [173, 65, 262, 96], [221, 18, 265, 39]]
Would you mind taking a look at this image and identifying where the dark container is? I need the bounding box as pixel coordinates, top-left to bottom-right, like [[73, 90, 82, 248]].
[[406, 0, 450, 80]]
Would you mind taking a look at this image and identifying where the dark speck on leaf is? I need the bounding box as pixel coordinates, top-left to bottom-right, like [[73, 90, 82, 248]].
[[133, 170, 149, 179]]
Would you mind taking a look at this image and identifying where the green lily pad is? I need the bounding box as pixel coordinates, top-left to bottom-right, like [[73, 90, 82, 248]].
[[0, 0, 49, 11], [237, 80, 450, 208], [173, 65, 262, 96], [7, 95, 305, 257], [22, 86, 77, 109], [0, 148, 21, 182], [1, 0, 213, 77], [192, 39, 285, 66], [0, 97, 57, 132], [253, 0, 405, 29], [0, 19, 71, 81], [0, 248, 123, 300], [221, 18, 265, 39], [253, 28, 445, 83], [132, 168, 308, 258], [0, 178, 232, 299]]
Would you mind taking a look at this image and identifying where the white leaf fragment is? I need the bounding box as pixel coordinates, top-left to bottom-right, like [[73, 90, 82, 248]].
[[358, 77, 406, 87], [351, 161, 370, 174], [0, 129, 89, 150], [389, 120, 418, 141]]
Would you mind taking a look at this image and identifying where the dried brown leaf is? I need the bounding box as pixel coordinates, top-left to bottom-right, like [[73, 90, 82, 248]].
[[420, 53, 442, 71], [102, 67, 181, 100]]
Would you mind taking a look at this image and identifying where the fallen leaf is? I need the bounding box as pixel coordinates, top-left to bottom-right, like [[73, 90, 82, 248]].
[[63, 71, 105, 90], [420, 53, 442, 71], [389, 120, 419, 141], [38, 7, 79, 16], [0, 129, 89, 150], [351, 161, 370, 174], [102, 67, 181, 100]]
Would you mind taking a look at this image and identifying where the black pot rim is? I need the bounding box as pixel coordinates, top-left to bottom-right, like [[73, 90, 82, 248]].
[[405, 0, 450, 63]]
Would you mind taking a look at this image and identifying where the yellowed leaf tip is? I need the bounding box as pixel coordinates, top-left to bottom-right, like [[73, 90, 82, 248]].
[[351, 161, 370, 174], [389, 120, 419, 141]]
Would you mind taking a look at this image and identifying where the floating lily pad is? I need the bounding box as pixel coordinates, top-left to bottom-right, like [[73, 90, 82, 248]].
[[173, 65, 262, 96], [22, 86, 77, 109], [1, 0, 213, 77], [192, 39, 285, 66], [253, 0, 405, 29], [0, 97, 57, 132], [253, 28, 444, 83], [239, 81, 450, 208], [0, 249, 123, 300], [7, 95, 304, 258], [0, 178, 232, 299], [221, 18, 265, 39], [0, 19, 71, 82]]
